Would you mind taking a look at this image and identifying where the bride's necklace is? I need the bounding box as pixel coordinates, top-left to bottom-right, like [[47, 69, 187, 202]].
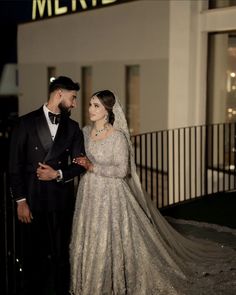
[[94, 125, 108, 137]]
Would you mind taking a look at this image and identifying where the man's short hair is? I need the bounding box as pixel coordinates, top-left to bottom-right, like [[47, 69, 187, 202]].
[[49, 76, 80, 93]]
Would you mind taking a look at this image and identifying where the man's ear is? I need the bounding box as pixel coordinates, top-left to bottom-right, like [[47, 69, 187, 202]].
[[57, 89, 63, 100]]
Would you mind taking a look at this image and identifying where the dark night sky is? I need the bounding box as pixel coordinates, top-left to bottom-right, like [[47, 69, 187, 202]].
[[0, 0, 134, 75], [0, 0, 32, 74]]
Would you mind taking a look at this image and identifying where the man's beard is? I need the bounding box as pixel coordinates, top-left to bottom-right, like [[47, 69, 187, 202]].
[[58, 102, 71, 117]]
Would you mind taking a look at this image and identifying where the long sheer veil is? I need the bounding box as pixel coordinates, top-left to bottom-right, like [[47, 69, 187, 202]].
[[112, 95, 236, 276], [113, 96, 152, 220]]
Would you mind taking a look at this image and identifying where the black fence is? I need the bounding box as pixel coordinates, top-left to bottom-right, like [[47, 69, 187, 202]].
[[1, 122, 236, 294], [131, 123, 236, 208], [0, 172, 18, 295]]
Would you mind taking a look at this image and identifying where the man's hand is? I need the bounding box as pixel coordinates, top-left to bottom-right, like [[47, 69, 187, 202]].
[[17, 200, 33, 223], [73, 156, 93, 172], [36, 162, 58, 181]]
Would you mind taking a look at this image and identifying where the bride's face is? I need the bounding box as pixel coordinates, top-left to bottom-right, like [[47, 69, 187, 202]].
[[89, 96, 108, 122]]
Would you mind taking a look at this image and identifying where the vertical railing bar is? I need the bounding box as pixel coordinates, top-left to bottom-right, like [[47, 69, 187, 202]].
[[3, 172, 9, 295], [211, 125, 214, 194], [144, 133, 148, 191], [200, 126, 203, 196], [183, 128, 186, 200], [12, 200, 17, 294], [234, 123, 236, 189], [161, 131, 164, 207], [156, 132, 159, 208], [178, 129, 181, 203], [204, 125, 208, 196], [167, 131, 170, 206], [189, 127, 192, 199], [134, 136, 137, 166], [150, 133, 153, 200], [195, 126, 197, 198], [223, 124, 226, 191], [172, 130, 175, 204], [217, 124, 220, 193], [229, 123, 232, 190], [139, 134, 143, 184]]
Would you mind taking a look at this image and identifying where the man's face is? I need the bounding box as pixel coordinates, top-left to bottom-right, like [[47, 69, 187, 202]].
[[58, 89, 77, 113]]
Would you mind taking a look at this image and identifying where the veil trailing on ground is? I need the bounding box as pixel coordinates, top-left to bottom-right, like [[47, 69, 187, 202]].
[[112, 95, 236, 278]]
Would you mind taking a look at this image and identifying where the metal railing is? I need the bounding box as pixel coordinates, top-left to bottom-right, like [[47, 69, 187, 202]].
[[131, 122, 236, 208], [0, 172, 18, 295]]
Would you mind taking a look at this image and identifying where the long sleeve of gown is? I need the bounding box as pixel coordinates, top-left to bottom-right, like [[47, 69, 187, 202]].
[[93, 132, 129, 178]]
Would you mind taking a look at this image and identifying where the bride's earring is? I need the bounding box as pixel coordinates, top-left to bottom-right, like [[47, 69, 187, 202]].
[[104, 114, 109, 122]]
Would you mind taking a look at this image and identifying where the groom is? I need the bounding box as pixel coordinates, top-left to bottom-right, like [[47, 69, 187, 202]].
[[9, 76, 85, 295]]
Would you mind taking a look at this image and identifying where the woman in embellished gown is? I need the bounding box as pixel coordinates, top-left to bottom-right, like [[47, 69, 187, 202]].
[[70, 90, 236, 295]]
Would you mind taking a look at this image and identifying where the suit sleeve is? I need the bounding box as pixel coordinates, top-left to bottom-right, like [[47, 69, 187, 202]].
[[61, 123, 86, 182], [9, 118, 28, 200]]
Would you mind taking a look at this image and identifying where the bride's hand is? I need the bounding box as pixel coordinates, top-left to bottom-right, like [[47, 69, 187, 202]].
[[73, 156, 93, 171]]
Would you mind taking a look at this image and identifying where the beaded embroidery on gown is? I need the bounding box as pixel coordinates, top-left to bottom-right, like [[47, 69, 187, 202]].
[[70, 125, 236, 295]]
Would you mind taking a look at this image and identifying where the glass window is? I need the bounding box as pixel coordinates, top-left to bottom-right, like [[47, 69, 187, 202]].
[[47, 66, 56, 83], [209, 0, 236, 9], [207, 32, 236, 170], [81, 66, 92, 126], [207, 32, 236, 124]]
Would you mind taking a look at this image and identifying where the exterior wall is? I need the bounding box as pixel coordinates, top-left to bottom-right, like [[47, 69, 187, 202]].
[[18, 1, 169, 63], [17, 0, 236, 132], [168, 1, 236, 128], [168, 1, 201, 128], [18, 0, 169, 131]]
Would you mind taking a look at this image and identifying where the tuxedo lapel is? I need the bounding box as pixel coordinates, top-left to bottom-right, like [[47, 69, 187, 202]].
[[35, 107, 53, 154]]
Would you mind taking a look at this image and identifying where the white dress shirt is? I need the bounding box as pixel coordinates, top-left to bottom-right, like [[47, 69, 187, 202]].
[[43, 104, 60, 141]]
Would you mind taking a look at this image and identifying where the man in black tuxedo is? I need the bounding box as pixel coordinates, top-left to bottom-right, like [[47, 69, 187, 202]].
[[9, 76, 85, 295]]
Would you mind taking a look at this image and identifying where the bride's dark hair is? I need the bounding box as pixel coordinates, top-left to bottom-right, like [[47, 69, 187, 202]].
[[92, 90, 116, 125]]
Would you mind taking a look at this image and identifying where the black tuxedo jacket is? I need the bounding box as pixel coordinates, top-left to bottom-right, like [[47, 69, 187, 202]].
[[9, 106, 85, 211]]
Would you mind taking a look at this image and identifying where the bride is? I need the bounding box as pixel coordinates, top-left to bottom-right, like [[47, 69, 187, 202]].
[[70, 90, 236, 295]]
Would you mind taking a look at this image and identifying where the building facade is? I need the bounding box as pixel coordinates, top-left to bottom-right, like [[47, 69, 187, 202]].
[[17, 0, 236, 133]]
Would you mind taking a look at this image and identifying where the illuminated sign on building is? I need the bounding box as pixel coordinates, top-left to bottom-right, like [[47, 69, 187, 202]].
[[32, 0, 135, 21]]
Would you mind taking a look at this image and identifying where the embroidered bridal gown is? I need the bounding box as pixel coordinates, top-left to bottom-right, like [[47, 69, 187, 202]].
[[70, 125, 236, 295]]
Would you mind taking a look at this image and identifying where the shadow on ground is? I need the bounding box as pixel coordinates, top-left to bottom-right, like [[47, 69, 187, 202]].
[[161, 191, 236, 229]]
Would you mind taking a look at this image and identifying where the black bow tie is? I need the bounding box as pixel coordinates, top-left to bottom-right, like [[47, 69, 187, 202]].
[[48, 112, 61, 124]]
